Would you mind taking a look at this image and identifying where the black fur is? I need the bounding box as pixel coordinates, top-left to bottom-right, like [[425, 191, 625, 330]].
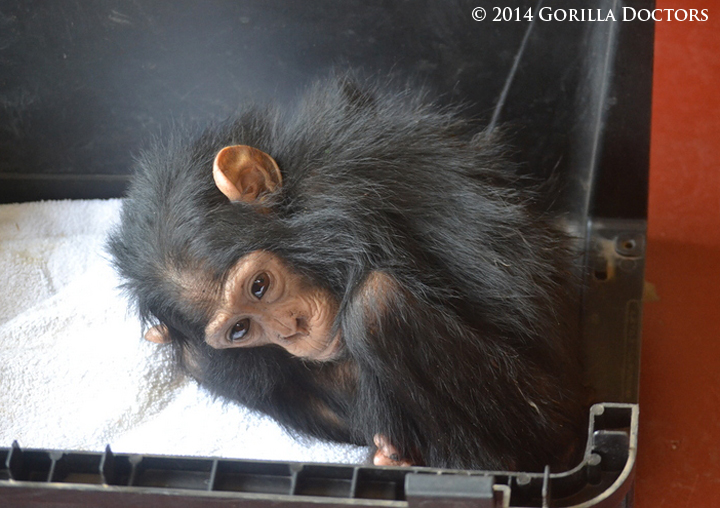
[[108, 75, 587, 471]]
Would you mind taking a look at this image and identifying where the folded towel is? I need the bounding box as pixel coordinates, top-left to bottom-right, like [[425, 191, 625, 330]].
[[0, 199, 367, 464]]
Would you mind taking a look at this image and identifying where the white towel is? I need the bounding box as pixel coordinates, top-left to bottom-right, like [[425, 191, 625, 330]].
[[0, 199, 367, 464]]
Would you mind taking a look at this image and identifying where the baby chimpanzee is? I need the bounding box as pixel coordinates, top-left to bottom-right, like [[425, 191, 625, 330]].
[[109, 75, 587, 471]]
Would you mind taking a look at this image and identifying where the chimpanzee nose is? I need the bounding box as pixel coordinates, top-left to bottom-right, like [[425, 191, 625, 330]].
[[270, 315, 310, 345], [265, 313, 296, 339], [294, 316, 309, 335]]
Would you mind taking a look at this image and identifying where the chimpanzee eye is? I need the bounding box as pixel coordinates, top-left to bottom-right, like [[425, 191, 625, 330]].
[[251, 272, 269, 299], [229, 318, 251, 342]]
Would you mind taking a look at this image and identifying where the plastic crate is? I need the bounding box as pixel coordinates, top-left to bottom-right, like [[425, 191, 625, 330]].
[[0, 0, 653, 506], [1, 404, 637, 507]]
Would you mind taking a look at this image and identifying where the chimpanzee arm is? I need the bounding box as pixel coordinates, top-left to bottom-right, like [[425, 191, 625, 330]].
[[177, 337, 361, 446], [342, 270, 583, 471]]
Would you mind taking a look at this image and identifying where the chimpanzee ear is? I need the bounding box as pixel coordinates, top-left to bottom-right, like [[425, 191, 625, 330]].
[[213, 145, 282, 204], [145, 324, 171, 344]]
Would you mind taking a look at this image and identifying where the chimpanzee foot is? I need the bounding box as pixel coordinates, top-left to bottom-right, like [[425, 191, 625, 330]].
[[373, 434, 414, 467]]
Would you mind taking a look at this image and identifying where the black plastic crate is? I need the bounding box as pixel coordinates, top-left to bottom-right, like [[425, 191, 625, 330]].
[[0, 0, 652, 506], [1, 403, 637, 507]]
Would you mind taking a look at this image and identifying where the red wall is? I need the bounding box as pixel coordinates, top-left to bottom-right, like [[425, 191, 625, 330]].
[[637, 0, 720, 505]]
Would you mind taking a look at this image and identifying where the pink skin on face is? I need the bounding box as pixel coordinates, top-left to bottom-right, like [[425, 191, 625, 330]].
[[204, 250, 342, 361]]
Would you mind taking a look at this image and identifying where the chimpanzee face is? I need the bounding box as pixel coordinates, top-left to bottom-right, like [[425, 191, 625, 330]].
[[203, 250, 342, 361]]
